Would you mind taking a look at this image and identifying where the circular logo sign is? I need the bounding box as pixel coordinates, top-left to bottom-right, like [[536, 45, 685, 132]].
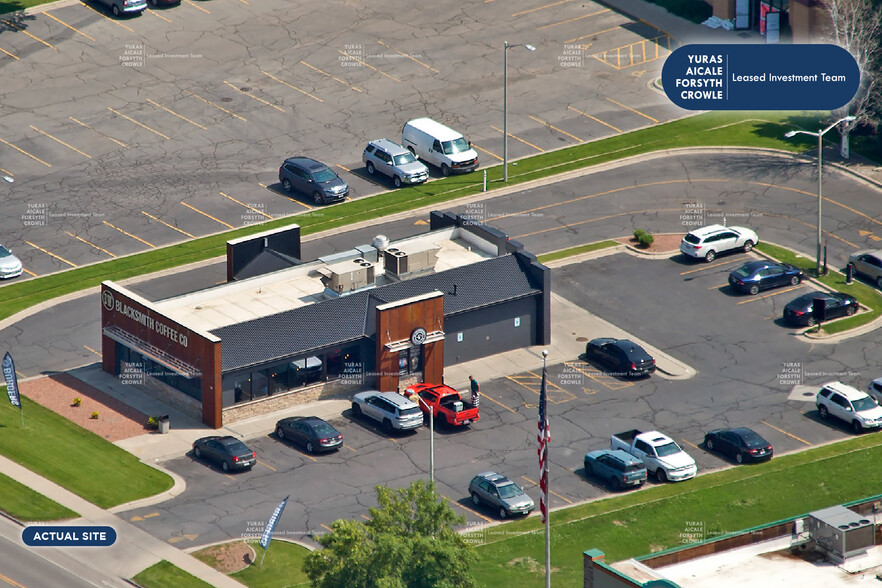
[[410, 327, 427, 346], [102, 290, 115, 312]]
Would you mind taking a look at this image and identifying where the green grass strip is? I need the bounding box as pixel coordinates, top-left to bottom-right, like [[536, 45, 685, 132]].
[[228, 541, 311, 588], [537, 241, 620, 264], [754, 242, 882, 334], [0, 471, 78, 521], [470, 433, 882, 587], [0, 112, 835, 324], [132, 560, 215, 588], [0, 391, 173, 509]]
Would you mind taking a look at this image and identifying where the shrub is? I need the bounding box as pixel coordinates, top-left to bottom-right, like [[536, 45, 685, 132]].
[[72, 397, 82, 407], [633, 229, 654, 248], [90, 411, 99, 420], [147, 416, 159, 429]]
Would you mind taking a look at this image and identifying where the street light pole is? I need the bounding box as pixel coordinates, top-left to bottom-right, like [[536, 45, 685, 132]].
[[503, 41, 535, 183], [784, 115, 855, 276]]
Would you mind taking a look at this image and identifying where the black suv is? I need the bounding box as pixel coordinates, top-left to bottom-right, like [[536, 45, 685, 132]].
[[279, 157, 349, 204]]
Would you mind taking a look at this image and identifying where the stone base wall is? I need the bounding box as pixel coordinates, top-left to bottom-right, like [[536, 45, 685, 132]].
[[222, 379, 358, 423], [397, 373, 423, 392], [121, 360, 202, 419]]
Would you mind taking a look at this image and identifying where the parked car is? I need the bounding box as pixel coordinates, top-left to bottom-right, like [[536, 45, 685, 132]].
[[403, 383, 479, 426], [816, 381, 882, 434], [351, 390, 423, 432], [401, 118, 479, 176], [610, 429, 697, 482], [584, 338, 656, 377], [92, 0, 146, 16], [468, 472, 534, 519], [728, 261, 803, 295], [147, 0, 180, 6], [0, 244, 23, 279], [275, 416, 342, 453], [278, 157, 349, 204], [867, 377, 882, 405], [583, 448, 647, 490], [362, 139, 429, 188], [848, 250, 882, 289], [704, 427, 773, 463], [192, 436, 256, 472], [680, 224, 758, 262], [783, 290, 858, 326]]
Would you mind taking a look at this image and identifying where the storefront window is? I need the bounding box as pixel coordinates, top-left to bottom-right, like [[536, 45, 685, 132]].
[[252, 371, 269, 399], [398, 347, 422, 375]]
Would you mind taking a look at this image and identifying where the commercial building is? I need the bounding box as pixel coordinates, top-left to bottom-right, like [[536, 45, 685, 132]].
[[100, 212, 550, 428]]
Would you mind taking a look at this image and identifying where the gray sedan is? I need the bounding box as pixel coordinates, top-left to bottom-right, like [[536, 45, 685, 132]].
[[468, 471, 534, 519]]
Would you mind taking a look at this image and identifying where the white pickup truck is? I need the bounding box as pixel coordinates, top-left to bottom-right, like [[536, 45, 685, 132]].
[[610, 429, 697, 482]]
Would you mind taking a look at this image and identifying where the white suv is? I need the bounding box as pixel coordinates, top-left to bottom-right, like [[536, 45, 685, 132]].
[[362, 139, 429, 188], [680, 225, 759, 262], [351, 391, 423, 432], [816, 381, 882, 434]]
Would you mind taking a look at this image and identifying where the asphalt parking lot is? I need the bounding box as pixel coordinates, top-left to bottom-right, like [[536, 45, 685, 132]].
[[123, 250, 880, 548]]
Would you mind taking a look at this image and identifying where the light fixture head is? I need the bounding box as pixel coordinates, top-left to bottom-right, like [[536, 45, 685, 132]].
[[784, 131, 797, 138], [525, 44, 536, 51]]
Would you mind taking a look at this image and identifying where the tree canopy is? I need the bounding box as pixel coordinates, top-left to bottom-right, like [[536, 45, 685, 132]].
[[304, 480, 477, 588]]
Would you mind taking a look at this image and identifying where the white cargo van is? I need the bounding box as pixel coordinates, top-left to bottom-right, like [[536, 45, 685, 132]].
[[401, 118, 479, 176]]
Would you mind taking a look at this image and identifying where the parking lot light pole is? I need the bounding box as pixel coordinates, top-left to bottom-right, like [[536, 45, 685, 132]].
[[784, 115, 855, 277], [504, 42, 536, 183]]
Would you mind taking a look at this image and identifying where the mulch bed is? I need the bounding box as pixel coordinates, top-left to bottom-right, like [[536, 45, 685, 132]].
[[615, 233, 682, 254]]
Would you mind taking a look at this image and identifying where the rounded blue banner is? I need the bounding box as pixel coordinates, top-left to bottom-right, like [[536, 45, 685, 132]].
[[661, 44, 860, 110], [22, 525, 117, 547]]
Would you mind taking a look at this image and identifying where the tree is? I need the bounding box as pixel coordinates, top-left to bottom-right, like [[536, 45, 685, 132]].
[[821, 0, 882, 158], [304, 481, 477, 588]]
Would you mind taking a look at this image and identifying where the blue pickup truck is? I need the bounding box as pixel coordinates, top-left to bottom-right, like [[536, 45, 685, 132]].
[[583, 448, 648, 490]]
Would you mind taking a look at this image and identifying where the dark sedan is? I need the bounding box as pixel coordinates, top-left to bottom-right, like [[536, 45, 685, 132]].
[[584, 338, 656, 377], [704, 428, 773, 463], [783, 290, 858, 326], [275, 416, 343, 453], [728, 261, 802, 295], [192, 436, 256, 472]]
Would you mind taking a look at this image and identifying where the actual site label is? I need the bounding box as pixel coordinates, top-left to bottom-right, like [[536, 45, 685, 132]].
[[661, 44, 859, 110]]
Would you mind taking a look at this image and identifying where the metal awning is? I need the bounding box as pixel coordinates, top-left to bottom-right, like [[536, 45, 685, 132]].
[[384, 330, 445, 352]]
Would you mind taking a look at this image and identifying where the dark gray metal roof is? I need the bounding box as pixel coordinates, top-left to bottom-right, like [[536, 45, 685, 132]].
[[212, 254, 541, 372]]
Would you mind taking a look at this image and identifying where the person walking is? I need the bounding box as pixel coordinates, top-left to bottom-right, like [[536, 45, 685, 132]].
[[469, 375, 480, 409]]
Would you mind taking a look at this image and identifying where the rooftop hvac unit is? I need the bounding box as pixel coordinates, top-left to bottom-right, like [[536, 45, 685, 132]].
[[383, 244, 439, 280], [317, 260, 376, 293], [805, 505, 875, 564]]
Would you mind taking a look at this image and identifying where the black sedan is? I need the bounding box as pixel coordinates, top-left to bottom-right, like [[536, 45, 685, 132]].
[[584, 338, 656, 377], [704, 428, 773, 463], [783, 290, 858, 326], [192, 436, 256, 472], [728, 261, 802, 295], [275, 416, 343, 453]]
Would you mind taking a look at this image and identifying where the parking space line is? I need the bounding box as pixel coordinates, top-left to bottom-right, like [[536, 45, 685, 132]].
[[760, 211, 858, 249], [261, 70, 323, 103], [480, 392, 518, 414], [257, 459, 277, 471], [64, 231, 116, 257], [0, 45, 19, 60], [183, 0, 210, 13], [141, 211, 195, 238], [145, 8, 172, 22], [337, 50, 401, 83], [102, 221, 156, 248], [0, 168, 12, 177], [735, 286, 801, 304], [565, 26, 621, 44], [566, 105, 622, 133], [219, 192, 274, 219], [21, 267, 36, 277], [336, 163, 351, 172], [83, 345, 101, 357], [605, 97, 658, 123], [537, 8, 610, 30], [30, 125, 91, 158], [586, 372, 633, 391], [69, 116, 127, 148], [681, 438, 700, 450], [301, 453, 318, 463], [79, 2, 135, 33], [513, 0, 575, 17], [708, 283, 728, 290], [760, 420, 811, 445], [146, 98, 207, 130], [299, 61, 363, 93], [261, 182, 313, 209], [471, 143, 503, 162], [443, 495, 492, 522], [343, 444, 357, 452], [377, 40, 439, 73], [681, 260, 737, 275], [0, 135, 51, 167], [108, 107, 171, 140], [506, 372, 576, 403], [528, 115, 582, 142], [180, 201, 235, 229], [490, 125, 544, 152], [320, 523, 332, 532], [184, 90, 247, 122], [223, 81, 285, 112], [522, 476, 573, 504], [44, 12, 96, 42], [25, 241, 76, 267], [361, 514, 370, 520], [3, 20, 56, 50]]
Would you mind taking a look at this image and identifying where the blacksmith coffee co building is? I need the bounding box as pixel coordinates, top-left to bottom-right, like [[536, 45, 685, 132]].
[[100, 212, 550, 428]]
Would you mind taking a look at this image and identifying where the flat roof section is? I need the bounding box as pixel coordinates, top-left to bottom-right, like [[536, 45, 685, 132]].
[[657, 536, 882, 587]]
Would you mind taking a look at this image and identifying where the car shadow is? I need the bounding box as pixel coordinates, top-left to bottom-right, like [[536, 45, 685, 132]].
[[578, 466, 639, 492], [804, 409, 867, 435], [343, 407, 419, 438], [188, 450, 250, 473]]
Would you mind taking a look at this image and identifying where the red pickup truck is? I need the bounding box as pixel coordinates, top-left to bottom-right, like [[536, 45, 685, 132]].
[[403, 383, 480, 427]]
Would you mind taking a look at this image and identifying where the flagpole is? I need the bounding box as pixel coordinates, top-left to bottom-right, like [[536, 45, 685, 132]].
[[542, 350, 550, 588]]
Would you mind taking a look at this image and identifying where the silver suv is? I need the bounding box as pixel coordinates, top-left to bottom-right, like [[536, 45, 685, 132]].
[[362, 139, 429, 188], [351, 391, 423, 432], [468, 472, 534, 519]]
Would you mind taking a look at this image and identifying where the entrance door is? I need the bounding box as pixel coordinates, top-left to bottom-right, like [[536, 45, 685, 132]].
[[735, 0, 749, 29]]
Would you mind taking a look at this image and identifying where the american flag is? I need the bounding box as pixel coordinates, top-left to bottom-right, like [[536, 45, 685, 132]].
[[538, 361, 550, 523]]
